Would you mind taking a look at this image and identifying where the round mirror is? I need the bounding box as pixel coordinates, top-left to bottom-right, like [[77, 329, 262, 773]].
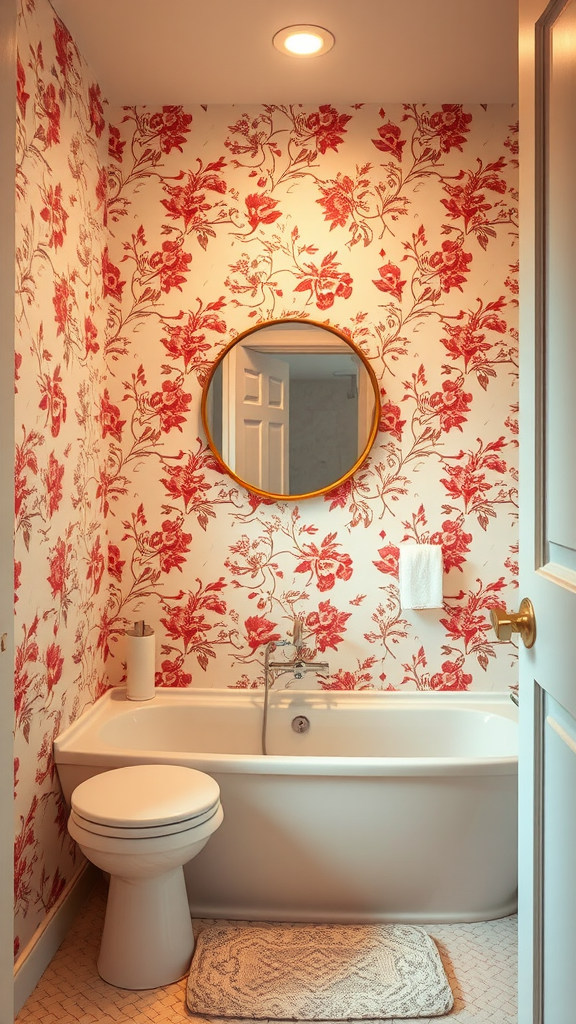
[[201, 319, 380, 500]]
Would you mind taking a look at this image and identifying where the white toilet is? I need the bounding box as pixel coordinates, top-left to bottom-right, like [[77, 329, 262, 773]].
[[67, 763, 223, 990]]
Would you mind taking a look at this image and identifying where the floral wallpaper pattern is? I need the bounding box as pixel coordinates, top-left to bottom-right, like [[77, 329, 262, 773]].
[[13, 0, 519, 962], [103, 101, 519, 696], [14, 0, 109, 959]]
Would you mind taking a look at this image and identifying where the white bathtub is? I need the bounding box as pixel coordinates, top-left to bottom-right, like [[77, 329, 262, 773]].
[[54, 688, 518, 924]]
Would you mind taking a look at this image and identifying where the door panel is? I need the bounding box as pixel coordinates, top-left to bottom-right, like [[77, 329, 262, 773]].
[[519, 0, 576, 1020], [545, 0, 576, 562], [542, 696, 576, 1021], [221, 345, 289, 492]]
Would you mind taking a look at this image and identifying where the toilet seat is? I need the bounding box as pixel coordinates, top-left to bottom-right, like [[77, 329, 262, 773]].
[[70, 763, 221, 840]]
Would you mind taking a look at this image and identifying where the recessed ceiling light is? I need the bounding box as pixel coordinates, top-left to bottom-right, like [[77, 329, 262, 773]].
[[273, 25, 335, 58]]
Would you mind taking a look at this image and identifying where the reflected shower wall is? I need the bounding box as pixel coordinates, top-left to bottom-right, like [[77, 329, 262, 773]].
[[289, 378, 358, 494]]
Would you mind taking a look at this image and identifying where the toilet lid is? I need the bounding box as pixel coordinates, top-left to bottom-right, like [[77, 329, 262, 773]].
[[71, 764, 220, 830]]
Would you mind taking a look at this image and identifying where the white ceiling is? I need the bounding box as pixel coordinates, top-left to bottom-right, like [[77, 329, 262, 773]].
[[49, 0, 518, 106]]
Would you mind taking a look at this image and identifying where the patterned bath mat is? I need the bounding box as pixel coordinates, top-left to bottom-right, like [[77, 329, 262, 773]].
[[186, 921, 454, 1020]]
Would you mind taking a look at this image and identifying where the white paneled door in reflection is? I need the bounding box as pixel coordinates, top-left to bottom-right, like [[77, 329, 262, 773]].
[[222, 345, 289, 494]]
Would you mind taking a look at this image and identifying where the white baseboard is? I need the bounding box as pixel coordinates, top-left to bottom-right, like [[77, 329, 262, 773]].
[[13, 862, 99, 1015]]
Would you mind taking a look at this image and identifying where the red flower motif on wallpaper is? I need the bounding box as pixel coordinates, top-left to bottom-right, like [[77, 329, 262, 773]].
[[319, 658, 376, 691], [99, 389, 125, 442], [161, 157, 227, 231], [149, 518, 192, 573], [53, 17, 78, 82], [108, 543, 125, 582], [148, 106, 193, 154], [17, 55, 29, 119], [160, 297, 227, 376], [101, 247, 125, 302], [428, 104, 473, 153], [429, 377, 473, 432], [293, 251, 353, 310], [14, 561, 21, 605], [442, 163, 506, 225], [45, 642, 64, 694], [160, 451, 216, 512], [295, 533, 353, 592], [430, 518, 472, 572], [52, 277, 73, 336], [440, 437, 513, 529], [47, 536, 71, 603], [108, 125, 125, 163], [14, 792, 39, 920], [305, 600, 351, 652], [373, 262, 406, 301], [84, 315, 99, 355], [296, 104, 352, 156], [429, 240, 473, 292], [402, 647, 473, 691], [441, 577, 506, 669], [149, 241, 192, 293], [439, 297, 512, 389], [155, 658, 192, 688], [38, 82, 60, 147], [88, 83, 104, 137], [149, 379, 192, 432], [44, 452, 64, 518], [379, 397, 405, 441], [372, 110, 405, 160], [374, 543, 400, 577], [86, 535, 105, 595], [96, 166, 108, 223], [245, 193, 282, 232], [39, 366, 67, 438], [244, 616, 281, 651], [429, 659, 473, 691], [14, 618, 40, 740], [315, 170, 372, 237], [96, 608, 115, 662], [160, 579, 228, 669], [15, 429, 41, 538], [39, 183, 68, 249]]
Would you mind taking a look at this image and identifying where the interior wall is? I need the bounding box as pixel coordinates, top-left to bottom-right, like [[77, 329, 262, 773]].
[[104, 101, 519, 694], [1, 0, 17, 1014], [12, 0, 519, 958], [14, 0, 109, 959]]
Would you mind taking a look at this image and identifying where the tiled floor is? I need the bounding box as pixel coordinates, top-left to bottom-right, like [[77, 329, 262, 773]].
[[16, 877, 517, 1024]]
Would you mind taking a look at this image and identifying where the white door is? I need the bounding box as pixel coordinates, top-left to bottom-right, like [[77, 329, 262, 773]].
[[519, 1, 576, 1020], [222, 345, 289, 494]]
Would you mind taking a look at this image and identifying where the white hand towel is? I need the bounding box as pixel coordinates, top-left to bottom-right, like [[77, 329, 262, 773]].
[[398, 543, 443, 610]]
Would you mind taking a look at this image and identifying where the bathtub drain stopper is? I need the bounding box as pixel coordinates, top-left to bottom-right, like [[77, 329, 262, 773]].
[[291, 715, 310, 734]]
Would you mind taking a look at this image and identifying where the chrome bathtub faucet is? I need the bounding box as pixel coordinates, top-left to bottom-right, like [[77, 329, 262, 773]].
[[261, 627, 329, 754]]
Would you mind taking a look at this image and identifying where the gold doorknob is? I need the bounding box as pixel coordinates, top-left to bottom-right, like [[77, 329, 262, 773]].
[[489, 597, 536, 649]]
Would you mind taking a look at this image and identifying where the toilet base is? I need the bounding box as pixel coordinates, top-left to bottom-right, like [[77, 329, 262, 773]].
[[98, 865, 194, 989]]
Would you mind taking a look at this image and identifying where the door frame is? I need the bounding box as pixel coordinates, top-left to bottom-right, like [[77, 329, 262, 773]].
[[0, 1, 17, 1021]]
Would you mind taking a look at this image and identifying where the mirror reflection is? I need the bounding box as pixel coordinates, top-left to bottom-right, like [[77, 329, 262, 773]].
[[202, 320, 380, 499]]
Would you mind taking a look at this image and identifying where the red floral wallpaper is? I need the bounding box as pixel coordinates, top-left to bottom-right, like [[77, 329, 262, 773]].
[[14, 0, 519, 961], [103, 102, 518, 697], [14, 0, 109, 959]]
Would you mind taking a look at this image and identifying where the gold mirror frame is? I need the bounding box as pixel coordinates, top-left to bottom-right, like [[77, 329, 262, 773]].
[[201, 318, 381, 501]]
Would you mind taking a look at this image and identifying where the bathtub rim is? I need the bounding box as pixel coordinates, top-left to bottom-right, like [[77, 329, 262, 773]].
[[54, 686, 518, 778]]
